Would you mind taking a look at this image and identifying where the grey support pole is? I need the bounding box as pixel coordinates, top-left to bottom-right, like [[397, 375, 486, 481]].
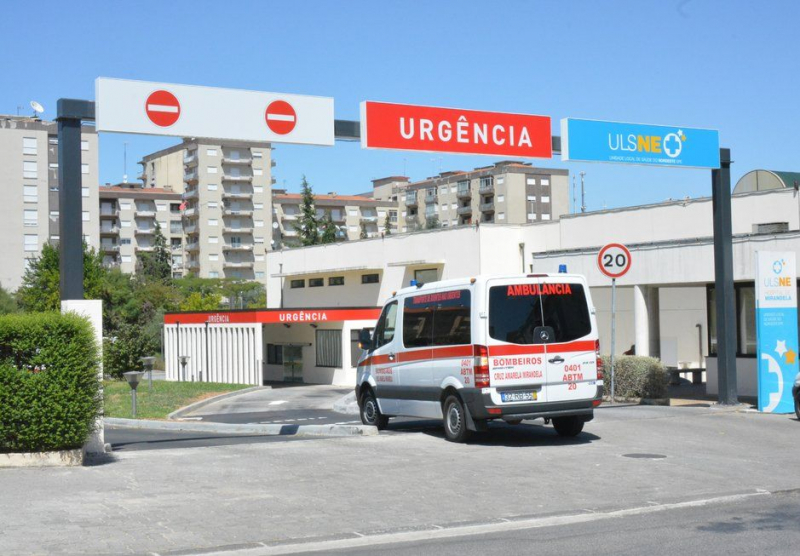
[[56, 99, 95, 300], [711, 148, 738, 405], [610, 277, 617, 403]]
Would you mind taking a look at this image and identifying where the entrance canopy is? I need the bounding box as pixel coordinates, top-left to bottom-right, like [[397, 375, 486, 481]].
[[164, 306, 381, 325]]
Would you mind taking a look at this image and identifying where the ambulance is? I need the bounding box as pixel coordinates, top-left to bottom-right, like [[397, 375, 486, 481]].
[[356, 274, 603, 442]]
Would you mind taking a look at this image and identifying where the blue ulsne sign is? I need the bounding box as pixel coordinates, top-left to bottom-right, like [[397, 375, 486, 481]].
[[755, 251, 799, 413], [561, 118, 720, 169]]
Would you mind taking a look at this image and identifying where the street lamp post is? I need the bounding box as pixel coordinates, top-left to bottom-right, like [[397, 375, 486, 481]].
[[179, 355, 190, 382], [140, 356, 156, 391], [123, 371, 145, 419]]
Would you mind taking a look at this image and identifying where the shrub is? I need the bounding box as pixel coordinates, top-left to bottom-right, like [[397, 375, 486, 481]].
[[103, 322, 156, 379], [601, 355, 668, 399], [0, 312, 101, 452]]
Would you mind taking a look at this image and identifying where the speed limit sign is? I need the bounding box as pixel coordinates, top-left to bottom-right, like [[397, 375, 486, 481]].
[[597, 243, 632, 278]]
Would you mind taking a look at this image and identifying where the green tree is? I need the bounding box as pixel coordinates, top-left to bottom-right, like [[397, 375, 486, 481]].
[[384, 212, 392, 236], [425, 215, 441, 229], [0, 283, 18, 314], [17, 242, 107, 313], [298, 176, 320, 246], [320, 213, 337, 244], [180, 291, 223, 311], [138, 222, 172, 283]]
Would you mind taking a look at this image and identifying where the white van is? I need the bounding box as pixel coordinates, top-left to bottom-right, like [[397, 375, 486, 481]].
[[356, 274, 603, 442]]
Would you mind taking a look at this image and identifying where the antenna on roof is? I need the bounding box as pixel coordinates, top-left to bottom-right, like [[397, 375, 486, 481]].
[[30, 101, 44, 118]]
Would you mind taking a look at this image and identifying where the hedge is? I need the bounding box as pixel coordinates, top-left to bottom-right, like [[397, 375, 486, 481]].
[[0, 312, 101, 452], [601, 355, 668, 399]]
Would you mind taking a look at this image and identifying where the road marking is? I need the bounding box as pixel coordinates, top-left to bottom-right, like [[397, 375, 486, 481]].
[[218, 490, 771, 555], [269, 401, 288, 406]]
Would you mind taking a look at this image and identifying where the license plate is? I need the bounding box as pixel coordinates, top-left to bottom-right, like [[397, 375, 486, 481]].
[[501, 391, 537, 402]]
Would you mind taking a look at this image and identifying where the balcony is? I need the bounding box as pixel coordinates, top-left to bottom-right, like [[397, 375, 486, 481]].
[[184, 223, 199, 235], [136, 209, 156, 218], [222, 189, 253, 199], [282, 213, 298, 221], [134, 227, 156, 236], [424, 193, 437, 204], [222, 156, 252, 165], [182, 189, 199, 200], [457, 187, 472, 199], [360, 215, 378, 223], [184, 171, 199, 183], [480, 201, 495, 213], [457, 206, 473, 216], [223, 260, 255, 269], [223, 243, 254, 252], [99, 208, 118, 218], [282, 229, 298, 237], [223, 225, 254, 234], [405, 193, 418, 207], [183, 153, 197, 166], [183, 208, 199, 219], [136, 245, 155, 252], [100, 227, 119, 236], [186, 260, 200, 270], [185, 241, 199, 252], [100, 244, 119, 253], [222, 173, 253, 183], [223, 207, 254, 217], [478, 181, 494, 195]]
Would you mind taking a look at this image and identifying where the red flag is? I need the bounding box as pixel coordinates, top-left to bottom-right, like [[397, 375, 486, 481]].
[[179, 201, 187, 211]]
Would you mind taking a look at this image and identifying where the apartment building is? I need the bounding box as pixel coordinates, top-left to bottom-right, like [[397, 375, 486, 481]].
[[0, 115, 99, 292], [396, 161, 569, 231], [141, 139, 274, 280], [98, 184, 184, 276], [272, 191, 398, 248]]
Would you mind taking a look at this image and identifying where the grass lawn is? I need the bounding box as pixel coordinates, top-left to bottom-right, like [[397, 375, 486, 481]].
[[103, 379, 251, 420]]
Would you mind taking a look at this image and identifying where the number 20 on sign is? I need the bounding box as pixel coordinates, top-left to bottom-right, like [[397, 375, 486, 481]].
[[597, 243, 631, 404]]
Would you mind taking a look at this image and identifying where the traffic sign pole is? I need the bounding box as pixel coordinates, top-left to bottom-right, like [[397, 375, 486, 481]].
[[610, 277, 616, 403]]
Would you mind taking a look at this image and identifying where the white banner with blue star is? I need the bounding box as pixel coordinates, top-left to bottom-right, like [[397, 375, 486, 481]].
[[755, 251, 798, 413]]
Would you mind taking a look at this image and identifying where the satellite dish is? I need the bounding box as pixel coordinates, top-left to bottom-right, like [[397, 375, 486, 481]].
[[30, 101, 45, 116], [272, 221, 279, 229]]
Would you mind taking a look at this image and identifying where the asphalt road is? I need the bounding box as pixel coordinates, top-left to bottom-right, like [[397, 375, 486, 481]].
[[105, 425, 319, 451], [302, 490, 800, 556]]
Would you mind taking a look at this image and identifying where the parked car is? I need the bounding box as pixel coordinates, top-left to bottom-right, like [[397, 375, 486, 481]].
[[356, 273, 603, 442], [793, 372, 800, 420]]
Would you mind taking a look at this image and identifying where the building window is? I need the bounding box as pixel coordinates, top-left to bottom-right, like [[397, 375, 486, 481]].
[[498, 212, 506, 220], [81, 163, 89, 175], [170, 221, 182, 234], [254, 186, 264, 193], [254, 168, 263, 176], [255, 271, 265, 279], [254, 237, 264, 244], [253, 151, 263, 159], [348, 209, 358, 216], [316, 329, 342, 368], [309, 278, 323, 287], [156, 203, 167, 212], [23, 209, 37, 226], [209, 236, 219, 244], [254, 202, 264, 210], [290, 279, 305, 288], [120, 202, 131, 210], [81, 140, 89, 151], [361, 273, 379, 284], [207, 166, 218, 174], [329, 276, 344, 286], [707, 284, 761, 357], [23, 137, 37, 155], [255, 254, 265, 262], [81, 187, 89, 198], [414, 268, 438, 284], [23, 161, 37, 179], [497, 194, 505, 203], [209, 271, 219, 278], [540, 178, 550, 186], [255, 220, 265, 228], [209, 254, 219, 261], [208, 183, 218, 191], [207, 149, 218, 156], [266, 344, 283, 365], [541, 214, 551, 221], [121, 255, 132, 263], [479, 176, 494, 190], [23, 185, 38, 203], [121, 238, 132, 245], [208, 219, 218, 226], [81, 211, 90, 222], [497, 176, 505, 185], [541, 196, 550, 203], [526, 178, 536, 185]]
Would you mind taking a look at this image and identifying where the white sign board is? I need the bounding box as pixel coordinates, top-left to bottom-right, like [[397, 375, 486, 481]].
[[95, 78, 334, 146]]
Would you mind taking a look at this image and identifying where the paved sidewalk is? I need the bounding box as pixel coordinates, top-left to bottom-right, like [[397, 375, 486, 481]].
[[1, 405, 799, 555]]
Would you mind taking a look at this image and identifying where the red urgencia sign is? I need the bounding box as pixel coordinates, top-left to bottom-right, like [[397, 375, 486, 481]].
[[361, 101, 552, 158]]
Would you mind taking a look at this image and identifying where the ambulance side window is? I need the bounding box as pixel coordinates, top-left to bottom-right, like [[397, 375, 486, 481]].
[[403, 296, 436, 348], [373, 302, 398, 350]]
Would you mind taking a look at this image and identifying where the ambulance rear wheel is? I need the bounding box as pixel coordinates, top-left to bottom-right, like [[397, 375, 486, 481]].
[[361, 390, 389, 430], [552, 416, 584, 437], [443, 395, 472, 443]]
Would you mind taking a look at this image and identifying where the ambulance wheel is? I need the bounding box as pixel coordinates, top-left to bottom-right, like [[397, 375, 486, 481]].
[[443, 395, 472, 443], [360, 390, 388, 430], [552, 416, 584, 437]]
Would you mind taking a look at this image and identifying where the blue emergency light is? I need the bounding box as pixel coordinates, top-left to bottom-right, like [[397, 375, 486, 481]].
[[410, 280, 417, 287], [558, 264, 568, 274]]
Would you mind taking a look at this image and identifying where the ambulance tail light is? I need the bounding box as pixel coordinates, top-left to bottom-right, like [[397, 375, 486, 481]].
[[474, 345, 490, 388], [595, 339, 604, 380]]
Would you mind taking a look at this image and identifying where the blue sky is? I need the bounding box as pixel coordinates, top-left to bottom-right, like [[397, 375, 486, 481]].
[[2, 0, 798, 211]]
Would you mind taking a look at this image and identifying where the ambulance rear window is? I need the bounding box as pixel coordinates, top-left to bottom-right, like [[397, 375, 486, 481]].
[[489, 283, 591, 344]]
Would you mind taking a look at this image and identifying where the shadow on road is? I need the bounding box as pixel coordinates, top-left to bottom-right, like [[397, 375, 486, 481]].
[[385, 419, 600, 447]]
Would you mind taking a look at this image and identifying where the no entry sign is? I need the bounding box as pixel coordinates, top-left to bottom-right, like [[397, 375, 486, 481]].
[[597, 243, 632, 279], [265, 100, 297, 135], [145, 90, 181, 127], [360, 101, 552, 158], [96, 78, 334, 146]]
